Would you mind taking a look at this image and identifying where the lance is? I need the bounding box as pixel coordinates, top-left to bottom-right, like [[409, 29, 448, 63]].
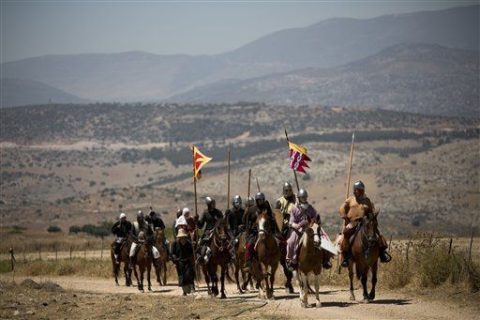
[[247, 168, 252, 198], [226, 147, 231, 209], [256, 176, 261, 193], [284, 127, 300, 192], [192, 145, 198, 217], [345, 132, 355, 201]]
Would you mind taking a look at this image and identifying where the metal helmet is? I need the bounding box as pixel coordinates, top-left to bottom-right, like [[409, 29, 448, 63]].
[[182, 207, 190, 216], [232, 195, 242, 208], [353, 180, 365, 191], [137, 210, 144, 219], [297, 189, 308, 203], [255, 192, 265, 201], [205, 196, 214, 205], [119, 212, 126, 220], [246, 196, 255, 207], [282, 182, 293, 197]]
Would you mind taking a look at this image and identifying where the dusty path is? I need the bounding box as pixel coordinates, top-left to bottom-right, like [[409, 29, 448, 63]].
[[7, 275, 477, 320]]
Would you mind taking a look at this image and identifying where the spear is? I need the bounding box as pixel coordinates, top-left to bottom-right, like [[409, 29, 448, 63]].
[[226, 147, 231, 209], [256, 176, 261, 193], [345, 132, 355, 200]]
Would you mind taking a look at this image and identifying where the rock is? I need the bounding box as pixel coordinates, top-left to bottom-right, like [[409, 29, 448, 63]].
[[13, 310, 20, 316], [42, 302, 48, 306], [20, 279, 41, 289], [124, 296, 131, 301]]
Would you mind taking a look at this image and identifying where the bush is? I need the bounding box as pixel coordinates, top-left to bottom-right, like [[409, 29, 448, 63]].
[[47, 225, 62, 233], [69, 225, 81, 234]]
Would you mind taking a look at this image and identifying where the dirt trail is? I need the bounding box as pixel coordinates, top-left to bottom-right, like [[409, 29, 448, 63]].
[[8, 275, 477, 320]]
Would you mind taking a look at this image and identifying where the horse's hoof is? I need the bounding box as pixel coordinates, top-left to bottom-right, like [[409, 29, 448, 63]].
[[301, 302, 308, 308], [148, 287, 152, 292], [350, 295, 356, 301], [316, 302, 322, 308], [220, 294, 226, 299], [368, 293, 375, 301], [361, 298, 369, 304]]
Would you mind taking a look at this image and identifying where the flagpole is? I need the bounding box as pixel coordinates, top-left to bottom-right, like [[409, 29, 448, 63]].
[[227, 147, 231, 210], [345, 132, 355, 201], [247, 169, 251, 198], [192, 145, 198, 217], [284, 127, 300, 192]]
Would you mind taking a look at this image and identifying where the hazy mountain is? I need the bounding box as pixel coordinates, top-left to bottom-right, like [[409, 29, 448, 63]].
[[1, 78, 87, 108], [170, 44, 479, 117], [1, 5, 478, 104]]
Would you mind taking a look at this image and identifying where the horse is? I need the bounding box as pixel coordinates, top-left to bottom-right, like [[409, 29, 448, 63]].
[[203, 218, 232, 298], [133, 240, 153, 292], [296, 221, 324, 308], [234, 229, 254, 293], [274, 214, 295, 294], [252, 210, 281, 300], [153, 228, 169, 286], [348, 212, 380, 303], [110, 235, 133, 287]]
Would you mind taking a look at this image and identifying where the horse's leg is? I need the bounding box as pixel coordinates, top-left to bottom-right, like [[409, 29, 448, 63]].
[[361, 273, 369, 303], [235, 260, 243, 294], [298, 271, 308, 308], [203, 265, 211, 295], [162, 262, 167, 286], [369, 262, 378, 301], [348, 263, 355, 301], [112, 255, 119, 286], [154, 259, 161, 285], [220, 264, 227, 299], [147, 262, 152, 291], [139, 266, 145, 292], [314, 273, 321, 308], [281, 258, 294, 294]]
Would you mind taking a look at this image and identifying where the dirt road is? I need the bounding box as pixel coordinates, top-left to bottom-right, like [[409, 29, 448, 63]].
[[6, 275, 477, 320]]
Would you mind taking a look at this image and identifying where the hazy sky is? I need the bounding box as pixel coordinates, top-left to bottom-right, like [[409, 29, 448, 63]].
[[1, 0, 477, 62]]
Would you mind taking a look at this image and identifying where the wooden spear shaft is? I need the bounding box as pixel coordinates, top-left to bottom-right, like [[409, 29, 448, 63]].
[[247, 169, 251, 198], [227, 147, 231, 209], [192, 145, 198, 217], [345, 132, 355, 200]]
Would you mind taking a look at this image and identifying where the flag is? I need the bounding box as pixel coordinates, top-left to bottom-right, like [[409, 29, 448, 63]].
[[193, 145, 212, 180], [288, 141, 311, 173]]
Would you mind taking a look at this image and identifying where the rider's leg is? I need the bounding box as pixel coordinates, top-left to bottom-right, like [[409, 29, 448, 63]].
[[377, 234, 391, 263], [129, 242, 138, 269]]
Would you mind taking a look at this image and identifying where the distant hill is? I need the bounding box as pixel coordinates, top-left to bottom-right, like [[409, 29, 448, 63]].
[[170, 44, 480, 117], [1, 78, 87, 108], [1, 5, 478, 105]]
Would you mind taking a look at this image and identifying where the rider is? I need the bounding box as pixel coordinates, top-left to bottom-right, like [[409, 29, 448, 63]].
[[274, 182, 297, 237], [285, 189, 318, 270], [175, 207, 196, 235], [225, 195, 245, 238], [146, 207, 170, 258], [339, 181, 392, 267], [129, 210, 161, 269], [195, 196, 224, 263], [111, 212, 133, 265], [243, 192, 277, 270]]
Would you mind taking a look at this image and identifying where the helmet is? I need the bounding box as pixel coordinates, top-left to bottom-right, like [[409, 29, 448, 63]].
[[255, 192, 265, 201], [298, 189, 308, 203], [205, 196, 215, 206], [283, 182, 293, 197], [246, 196, 254, 207], [119, 212, 126, 220], [232, 195, 242, 208], [182, 207, 190, 216], [353, 180, 365, 191], [137, 210, 144, 219]]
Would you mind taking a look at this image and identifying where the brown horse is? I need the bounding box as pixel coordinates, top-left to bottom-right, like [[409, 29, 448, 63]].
[[203, 218, 232, 298], [133, 240, 153, 292], [110, 236, 133, 286], [296, 221, 324, 308], [348, 212, 380, 302], [234, 230, 254, 293], [252, 210, 281, 299], [154, 229, 169, 286]]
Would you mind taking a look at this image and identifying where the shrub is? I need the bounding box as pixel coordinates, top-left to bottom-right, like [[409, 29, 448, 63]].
[[47, 225, 62, 233]]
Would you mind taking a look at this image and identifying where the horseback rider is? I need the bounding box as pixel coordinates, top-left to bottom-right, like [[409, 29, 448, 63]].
[[173, 208, 183, 237], [274, 182, 297, 237], [195, 196, 224, 263], [243, 192, 277, 270], [225, 195, 245, 238], [175, 207, 196, 235], [339, 180, 392, 267], [146, 207, 170, 258], [111, 212, 133, 265], [285, 189, 319, 270], [129, 210, 161, 269]]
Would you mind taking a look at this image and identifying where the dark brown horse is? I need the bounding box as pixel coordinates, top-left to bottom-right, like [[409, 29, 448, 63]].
[[110, 236, 133, 286], [252, 210, 281, 300], [296, 221, 324, 308], [203, 218, 232, 298], [348, 212, 380, 302], [234, 230, 254, 293], [133, 240, 153, 292], [153, 228, 169, 286]]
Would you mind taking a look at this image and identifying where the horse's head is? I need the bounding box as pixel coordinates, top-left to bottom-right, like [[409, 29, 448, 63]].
[[155, 228, 165, 240], [256, 210, 270, 236], [305, 220, 321, 247], [213, 218, 230, 252], [362, 211, 379, 247]]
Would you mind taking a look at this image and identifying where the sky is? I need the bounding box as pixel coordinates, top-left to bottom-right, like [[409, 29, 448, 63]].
[[1, 0, 478, 63]]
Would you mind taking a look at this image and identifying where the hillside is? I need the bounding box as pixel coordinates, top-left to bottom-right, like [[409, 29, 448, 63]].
[[0, 78, 87, 108], [1, 5, 477, 107], [170, 44, 480, 117]]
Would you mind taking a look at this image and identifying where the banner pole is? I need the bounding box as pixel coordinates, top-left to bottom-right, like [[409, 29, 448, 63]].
[[227, 147, 231, 209], [192, 145, 198, 217]]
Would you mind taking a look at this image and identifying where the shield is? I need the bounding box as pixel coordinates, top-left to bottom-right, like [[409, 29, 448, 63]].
[[320, 227, 338, 255], [272, 208, 284, 232]]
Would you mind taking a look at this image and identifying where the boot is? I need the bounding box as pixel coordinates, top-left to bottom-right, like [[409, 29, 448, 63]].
[[323, 259, 332, 269], [114, 254, 120, 265], [341, 251, 351, 267], [379, 250, 392, 263], [128, 256, 135, 270]]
